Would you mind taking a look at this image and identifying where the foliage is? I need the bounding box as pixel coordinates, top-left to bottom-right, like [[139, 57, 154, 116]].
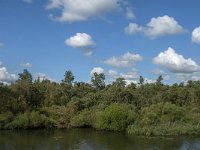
[[7, 111, 49, 129], [96, 103, 135, 131], [127, 124, 200, 136], [1, 69, 200, 136], [70, 109, 94, 127], [0, 112, 13, 129]]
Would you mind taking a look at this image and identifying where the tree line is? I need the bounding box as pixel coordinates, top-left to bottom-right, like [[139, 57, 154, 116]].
[[1, 69, 200, 136]]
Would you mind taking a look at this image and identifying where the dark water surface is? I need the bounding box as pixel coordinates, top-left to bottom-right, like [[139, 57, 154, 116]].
[[0, 129, 200, 150]]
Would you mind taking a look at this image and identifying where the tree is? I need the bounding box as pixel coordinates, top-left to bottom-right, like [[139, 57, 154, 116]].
[[62, 70, 75, 86], [91, 72, 105, 90], [113, 77, 126, 88], [59, 70, 75, 105], [139, 76, 144, 85], [18, 69, 32, 84], [156, 75, 163, 85]]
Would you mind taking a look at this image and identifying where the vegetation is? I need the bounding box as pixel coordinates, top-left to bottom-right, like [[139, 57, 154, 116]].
[[1, 69, 200, 136]]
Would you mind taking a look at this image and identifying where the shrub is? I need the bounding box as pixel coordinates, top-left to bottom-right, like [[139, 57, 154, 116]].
[[96, 103, 135, 131], [127, 124, 200, 136], [140, 103, 163, 125], [0, 112, 13, 129], [140, 103, 186, 125], [39, 105, 72, 128], [7, 113, 30, 129], [70, 109, 93, 127], [161, 103, 186, 123], [7, 111, 50, 129]]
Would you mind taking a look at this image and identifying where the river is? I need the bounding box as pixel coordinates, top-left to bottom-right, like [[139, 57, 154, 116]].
[[0, 129, 200, 150]]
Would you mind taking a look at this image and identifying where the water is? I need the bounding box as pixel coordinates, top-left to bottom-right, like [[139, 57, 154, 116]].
[[0, 129, 200, 150]]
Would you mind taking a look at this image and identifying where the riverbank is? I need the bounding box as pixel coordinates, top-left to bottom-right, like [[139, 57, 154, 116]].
[[1, 103, 200, 136], [1, 70, 200, 136], [1, 128, 200, 150]]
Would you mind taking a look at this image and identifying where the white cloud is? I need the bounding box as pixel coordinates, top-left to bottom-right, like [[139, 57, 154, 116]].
[[120, 71, 138, 80], [124, 15, 185, 39], [90, 67, 104, 75], [153, 47, 200, 73], [124, 23, 143, 35], [21, 62, 32, 68], [106, 69, 140, 85], [145, 15, 185, 38], [176, 72, 200, 82], [65, 33, 95, 56], [46, 0, 119, 22], [0, 63, 17, 84], [126, 8, 135, 20], [162, 75, 170, 81], [152, 69, 165, 75], [144, 78, 156, 84], [35, 73, 56, 82], [108, 70, 118, 77], [151, 69, 170, 81], [192, 26, 200, 44], [103, 52, 143, 68], [22, 0, 32, 3], [106, 68, 157, 85]]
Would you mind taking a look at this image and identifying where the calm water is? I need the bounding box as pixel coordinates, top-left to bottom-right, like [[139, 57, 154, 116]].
[[1, 129, 200, 150]]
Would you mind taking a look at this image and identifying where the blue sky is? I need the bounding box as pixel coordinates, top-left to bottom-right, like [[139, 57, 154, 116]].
[[0, 0, 200, 84]]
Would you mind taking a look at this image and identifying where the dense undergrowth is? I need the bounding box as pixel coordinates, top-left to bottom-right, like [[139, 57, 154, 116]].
[[1, 69, 200, 136]]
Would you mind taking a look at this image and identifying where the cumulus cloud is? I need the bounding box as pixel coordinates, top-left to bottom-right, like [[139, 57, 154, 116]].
[[120, 71, 138, 80], [176, 72, 200, 82], [152, 69, 165, 75], [21, 62, 32, 68], [153, 47, 200, 73], [98, 67, 157, 85], [0, 63, 17, 84], [145, 15, 185, 38], [65, 33, 95, 56], [90, 67, 104, 75], [46, 0, 119, 22], [124, 23, 143, 35], [22, 0, 32, 3], [35, 73, 56, 82], [108, 70, 118, 77], [192, 26, 200, 44], [103, 52, 143, 68], [144, 78, 156, 84], [124, 15, 185, 39], [126, 8, 135, 20], [151, 69, 170, 81]]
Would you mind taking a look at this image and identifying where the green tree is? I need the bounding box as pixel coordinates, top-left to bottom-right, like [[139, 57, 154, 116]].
[[18, 69, 32, 84], [139, 76, 144, 85], [113, 77, 126, 88], [62, 70, 74, 86], [91, 72, 105, 90], [156, 75, 163, 85]]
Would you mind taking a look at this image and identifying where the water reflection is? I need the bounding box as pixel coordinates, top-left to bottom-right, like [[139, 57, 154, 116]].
[[0, 129, 200, 150]]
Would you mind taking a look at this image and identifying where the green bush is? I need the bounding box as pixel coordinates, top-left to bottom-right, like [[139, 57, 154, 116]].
[[70, 109, 93, 127], [127, 124, 200, 136], [140, 103, 186, 125], [28, 111, 48, 128], [161, 103, 186, 123], [140, 103, 163, 125], [0, 112, 13, 129], [7, 111, 50, 129], [96, 103, 135, 131], [7, 113, 30, 129], [39, 105, 72, 128]]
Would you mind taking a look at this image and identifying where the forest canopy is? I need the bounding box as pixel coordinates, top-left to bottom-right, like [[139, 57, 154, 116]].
[[1, 69, 200, 136]]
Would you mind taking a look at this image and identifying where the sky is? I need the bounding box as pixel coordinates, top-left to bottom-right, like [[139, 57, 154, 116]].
[[0, 0, 200, 85]]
